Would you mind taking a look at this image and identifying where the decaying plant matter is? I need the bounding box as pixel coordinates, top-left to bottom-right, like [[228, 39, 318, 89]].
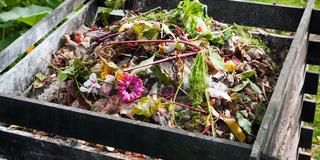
[[29, 0, 280, 144]]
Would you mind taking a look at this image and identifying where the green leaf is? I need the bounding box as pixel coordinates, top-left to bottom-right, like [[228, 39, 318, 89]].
[[208, 48, 226, 71], [249, 80, 262, 94], [251, 103, 266, 125], [230, 79, 250, 92], [132, 97, 161, 117], [236, 70, 256, 80], [131, 54, 155, 74], [16, 11, 49, 26], [189, 52, 208, 105], [133, 22, 160, 40], [35, 72, 47, 81], [237, 111, 252, 135], [151, 66, 172, 85], [0, 5, 52, 25], [58, 72, 68, 81]]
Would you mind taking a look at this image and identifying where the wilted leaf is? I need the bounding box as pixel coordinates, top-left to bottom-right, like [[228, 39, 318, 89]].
[[133, 22, 160, 40], [151, 66, 172, 85], [236, 70, 256, 80], [230, 79, 250, 92], [132, 96, 161, 117], [236, 111, 252, 135], [249, 80, 262, 94], [131, 54, 155, 74], [35, 72, 47, 81], [161, 23, 176, 39], [208, 48, 226, 71], [223, 117, 246, 142], [251, 103, 266, 125]]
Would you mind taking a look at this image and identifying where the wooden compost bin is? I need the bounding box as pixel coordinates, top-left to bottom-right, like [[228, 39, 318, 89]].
[[0, 0, 319, 159]]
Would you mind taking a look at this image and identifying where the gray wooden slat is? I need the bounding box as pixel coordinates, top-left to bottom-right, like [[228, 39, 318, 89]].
[[0, 0, 98, 96], [0, 95, 253, 160], [303, 71, 319, 95], [0, 0, 86, 72], [250, 0, 314, 159], [0, 126, 121, 160], [301, 98, 317, 123], [131, 0, 320, 34], [298, 126, 314, 149], [298, 151, 312, 160]]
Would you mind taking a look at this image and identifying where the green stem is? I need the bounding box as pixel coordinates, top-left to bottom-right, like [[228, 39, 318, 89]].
[[41, 58, 63, 72], [205, 91, 219, 137], [2, 28, 5, 40], [173, 80, 184, 102], [128, 7, 161, 22]]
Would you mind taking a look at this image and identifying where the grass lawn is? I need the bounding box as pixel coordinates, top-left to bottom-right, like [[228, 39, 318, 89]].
[[249, 0, 320, 8]]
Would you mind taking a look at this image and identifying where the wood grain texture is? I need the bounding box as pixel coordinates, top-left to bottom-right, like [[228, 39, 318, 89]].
[[0, 0, 86, 72], [250, 0, 314, 158], [0, 0, 98, 96], [0, 95, 253, 160], [0, 126, 120, 160]]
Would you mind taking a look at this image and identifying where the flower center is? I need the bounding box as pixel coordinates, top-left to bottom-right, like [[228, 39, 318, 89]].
[[126, 84, 134, 93]]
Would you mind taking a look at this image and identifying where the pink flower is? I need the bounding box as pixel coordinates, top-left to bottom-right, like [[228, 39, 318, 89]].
[[116, 72, 144, 103], [80, 73, 101, 94]]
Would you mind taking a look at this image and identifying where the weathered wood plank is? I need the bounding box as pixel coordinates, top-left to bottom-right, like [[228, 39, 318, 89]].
[[0, 0, 98, 96], [301, 98, 317, 123], [0, 0, 86, 72], [303, 71, 319, 95], [250, 0, 314, 158], [298, 126, 314, 149], [0, 95, 252, 160], [131, 0, 320, 34], [0, 126, 120, 160]]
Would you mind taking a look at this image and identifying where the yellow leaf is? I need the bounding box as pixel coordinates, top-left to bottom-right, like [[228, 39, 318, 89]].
[[100, 60, 115, 80], [115, 70, 123, 81], [26, 45, 35, 54], [222, 117, 246, 142]]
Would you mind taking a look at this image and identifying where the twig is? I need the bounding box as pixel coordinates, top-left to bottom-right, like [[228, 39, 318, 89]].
[[123, 51, 198, 72], [102, 39, 201, 51], [162, 99, 208, 115]]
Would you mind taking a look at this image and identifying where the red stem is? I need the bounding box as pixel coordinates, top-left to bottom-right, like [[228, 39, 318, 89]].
[[92, 31, 120, 43], [97, 32, 121, 43], [102, 39, 201, 51], [123, 51, 198, 72], [165, 101, 208, 115], [201, 125, 211, 134]]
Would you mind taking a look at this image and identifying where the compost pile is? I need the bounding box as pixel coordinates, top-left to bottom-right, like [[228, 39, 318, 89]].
[[29, 0, 279, 143]]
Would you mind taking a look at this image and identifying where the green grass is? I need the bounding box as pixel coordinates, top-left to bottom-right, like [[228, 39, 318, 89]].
[[249, 0, 320, 8]]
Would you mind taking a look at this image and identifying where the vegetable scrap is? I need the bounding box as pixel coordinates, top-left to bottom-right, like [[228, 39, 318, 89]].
[[28, 0, 280, 144]]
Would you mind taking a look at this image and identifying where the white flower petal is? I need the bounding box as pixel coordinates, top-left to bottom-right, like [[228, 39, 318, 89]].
[[83, 80, 91, 87], [89, 73, 97, 81], [79, 87, 89, 93], [104, 75, 115, 83]]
